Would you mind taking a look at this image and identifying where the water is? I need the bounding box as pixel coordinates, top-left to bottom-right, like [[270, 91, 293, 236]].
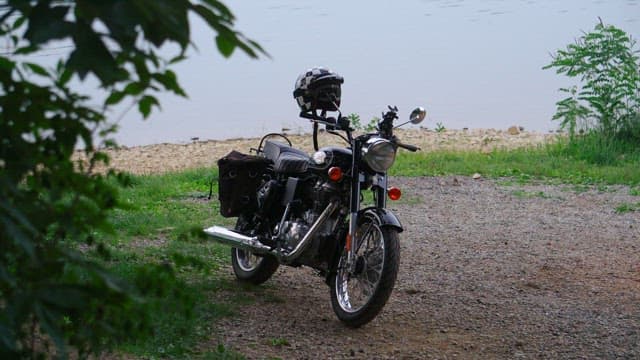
[[113, 0, 639, 146]]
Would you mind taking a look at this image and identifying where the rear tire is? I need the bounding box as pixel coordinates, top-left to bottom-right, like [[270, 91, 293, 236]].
[[329, 216, 400, 327], [230, 248, 279, 285], [230, 215, 279, 285]]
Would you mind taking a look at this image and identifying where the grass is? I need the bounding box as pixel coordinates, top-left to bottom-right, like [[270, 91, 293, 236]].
[[615, 202, 640, 214], [391, 143, 640, 186], [96, 168, 255, 358], [511, 190, 553, 199], [97, 141, 639, 358]]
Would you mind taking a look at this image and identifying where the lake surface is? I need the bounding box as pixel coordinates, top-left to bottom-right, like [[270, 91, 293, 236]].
[[114, 0, 639, 146]]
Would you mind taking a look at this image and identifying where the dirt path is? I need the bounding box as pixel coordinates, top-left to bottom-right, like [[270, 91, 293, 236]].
[[206, 176, 640, 359]]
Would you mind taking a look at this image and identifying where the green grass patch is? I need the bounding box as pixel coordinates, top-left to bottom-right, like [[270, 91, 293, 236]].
[[615, 202, 640, 214], [511, 190, 553, 199], [391, 144, 640, 185], [93, 168, 255, 358], [109, 168, 226, 241]]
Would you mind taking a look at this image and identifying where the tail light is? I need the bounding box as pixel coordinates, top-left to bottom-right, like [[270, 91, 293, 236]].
[[387, 186, 401, 201]]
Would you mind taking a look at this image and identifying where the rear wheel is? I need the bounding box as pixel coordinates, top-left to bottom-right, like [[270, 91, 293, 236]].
[[330, 215, 400, 327], [230, 215, 279, 285], [231, 248, 279, 285]]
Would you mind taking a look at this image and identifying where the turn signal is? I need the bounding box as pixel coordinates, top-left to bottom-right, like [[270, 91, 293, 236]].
[[328, 167, 343, 182], [387, 187, 402, 201]]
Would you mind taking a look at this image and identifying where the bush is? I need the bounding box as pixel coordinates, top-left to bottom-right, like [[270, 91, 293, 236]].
[[0, 1, 263, 358], [544, 20, 640, 163]]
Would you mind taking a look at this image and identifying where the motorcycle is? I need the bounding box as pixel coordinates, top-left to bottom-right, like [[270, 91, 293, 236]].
[[204, 104, 425, 327]]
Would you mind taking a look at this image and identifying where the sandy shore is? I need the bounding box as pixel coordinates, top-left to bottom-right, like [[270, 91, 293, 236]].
[[84, 128, 558, 175]]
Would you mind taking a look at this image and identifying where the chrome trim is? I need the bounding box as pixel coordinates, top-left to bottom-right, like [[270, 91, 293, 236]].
[[203, 226, 271, 254], [279, 201, 338, 263], [204, 201, 339, 263]]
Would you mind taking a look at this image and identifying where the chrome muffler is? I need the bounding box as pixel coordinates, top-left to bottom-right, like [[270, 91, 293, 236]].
[[204, 201, 338, 262], [203, 226, 272, 255]]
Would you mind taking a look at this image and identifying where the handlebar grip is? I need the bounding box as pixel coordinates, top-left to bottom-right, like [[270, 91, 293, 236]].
[[396, 142, 420, 152]]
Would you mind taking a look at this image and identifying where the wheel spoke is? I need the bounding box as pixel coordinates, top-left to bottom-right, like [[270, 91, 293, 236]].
[[236, 249, 263, 272], [335, 220, 386, 313]]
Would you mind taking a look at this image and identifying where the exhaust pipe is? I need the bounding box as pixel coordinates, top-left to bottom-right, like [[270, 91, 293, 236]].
[[204, 201, 338, 262], [203, 226, 272, 255]]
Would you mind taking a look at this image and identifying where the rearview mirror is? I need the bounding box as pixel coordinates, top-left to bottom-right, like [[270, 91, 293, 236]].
[[409, 107, 426, 124]]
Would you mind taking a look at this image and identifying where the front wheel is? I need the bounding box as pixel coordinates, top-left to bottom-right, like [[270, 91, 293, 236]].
[[330, 216, 400, 327]]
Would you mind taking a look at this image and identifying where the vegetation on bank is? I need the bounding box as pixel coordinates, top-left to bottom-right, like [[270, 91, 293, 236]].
[[392, 140, 640, 185], [543, 20, 640, 165]]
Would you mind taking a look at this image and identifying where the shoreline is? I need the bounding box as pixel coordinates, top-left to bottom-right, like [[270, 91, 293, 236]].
[[84, 128, 559, 175]]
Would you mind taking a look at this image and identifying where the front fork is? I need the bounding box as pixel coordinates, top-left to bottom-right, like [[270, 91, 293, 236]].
[[346, 138, 361, 268], [346, 138, 389, 268]]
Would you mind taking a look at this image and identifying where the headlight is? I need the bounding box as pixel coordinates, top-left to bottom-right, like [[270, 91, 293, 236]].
[[362, 138, 396, 173]]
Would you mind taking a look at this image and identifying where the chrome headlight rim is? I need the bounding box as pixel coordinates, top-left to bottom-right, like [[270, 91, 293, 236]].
[[362, 138, 396, 173]]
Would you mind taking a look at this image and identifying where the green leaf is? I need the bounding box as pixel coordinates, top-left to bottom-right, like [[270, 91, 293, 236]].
[[66, 23, 127, 84], [24, 62, 48, 77], [0, 57, 15, 72], [11, 15, 26, 30], [152, 70, 186, 97], [139, 95, 159, 118], [124, 81, 145, 96], [105, 90, 126, 106], [24, 3, 73, 45], [216, 33, 236, 58], [59, 68, 72, 85]]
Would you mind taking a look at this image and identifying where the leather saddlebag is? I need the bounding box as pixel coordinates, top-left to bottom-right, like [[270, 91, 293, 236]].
[[217, 150, 271, 218]]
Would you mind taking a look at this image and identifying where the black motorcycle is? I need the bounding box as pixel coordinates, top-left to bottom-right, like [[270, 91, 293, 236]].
[[205, 103, 425, 327]]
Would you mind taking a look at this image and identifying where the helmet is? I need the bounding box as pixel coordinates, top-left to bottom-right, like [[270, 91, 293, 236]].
[[293, 67, 344, 113]]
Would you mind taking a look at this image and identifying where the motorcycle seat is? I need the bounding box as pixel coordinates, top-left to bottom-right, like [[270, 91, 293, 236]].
[[263, 140, 310, 173]]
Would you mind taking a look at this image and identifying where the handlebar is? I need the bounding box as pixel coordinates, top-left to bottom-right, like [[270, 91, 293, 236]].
[[395, 141, 420, 152]]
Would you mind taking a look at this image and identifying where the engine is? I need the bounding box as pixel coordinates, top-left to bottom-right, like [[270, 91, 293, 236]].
[[276, 178, 342, 267]]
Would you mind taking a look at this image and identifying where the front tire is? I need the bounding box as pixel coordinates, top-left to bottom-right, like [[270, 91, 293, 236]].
[[330, 216, 400, 327]]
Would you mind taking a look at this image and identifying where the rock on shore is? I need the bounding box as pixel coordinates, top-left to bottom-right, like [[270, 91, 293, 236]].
[[82, 128, 558, 175]]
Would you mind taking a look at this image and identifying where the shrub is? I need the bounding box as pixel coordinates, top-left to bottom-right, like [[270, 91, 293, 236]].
[[544, 20, 640, 158], [0, 1, 263, 358]]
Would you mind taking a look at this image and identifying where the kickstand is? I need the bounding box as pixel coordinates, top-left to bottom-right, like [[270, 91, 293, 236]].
[[208, 177, 214, 200]]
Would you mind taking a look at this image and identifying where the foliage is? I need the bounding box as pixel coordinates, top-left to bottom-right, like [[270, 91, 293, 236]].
[[547, 130, 640, 165], [544, 21, 640, 155], [347, 113, 377, 132], [435, 122, 446, 133], [0, 0, 263, 358], [92, 169, 242, 357]]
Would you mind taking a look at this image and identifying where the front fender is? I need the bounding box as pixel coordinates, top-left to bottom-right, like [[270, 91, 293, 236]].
[[358, 207, 404, 233]]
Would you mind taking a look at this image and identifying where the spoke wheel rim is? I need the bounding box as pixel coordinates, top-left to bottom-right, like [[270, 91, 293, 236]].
[[335, 222, 385, 313], [236, 249, 263, 272]]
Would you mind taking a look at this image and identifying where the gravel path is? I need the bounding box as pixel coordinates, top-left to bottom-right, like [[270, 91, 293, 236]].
[[206, 176, 640, 359]]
